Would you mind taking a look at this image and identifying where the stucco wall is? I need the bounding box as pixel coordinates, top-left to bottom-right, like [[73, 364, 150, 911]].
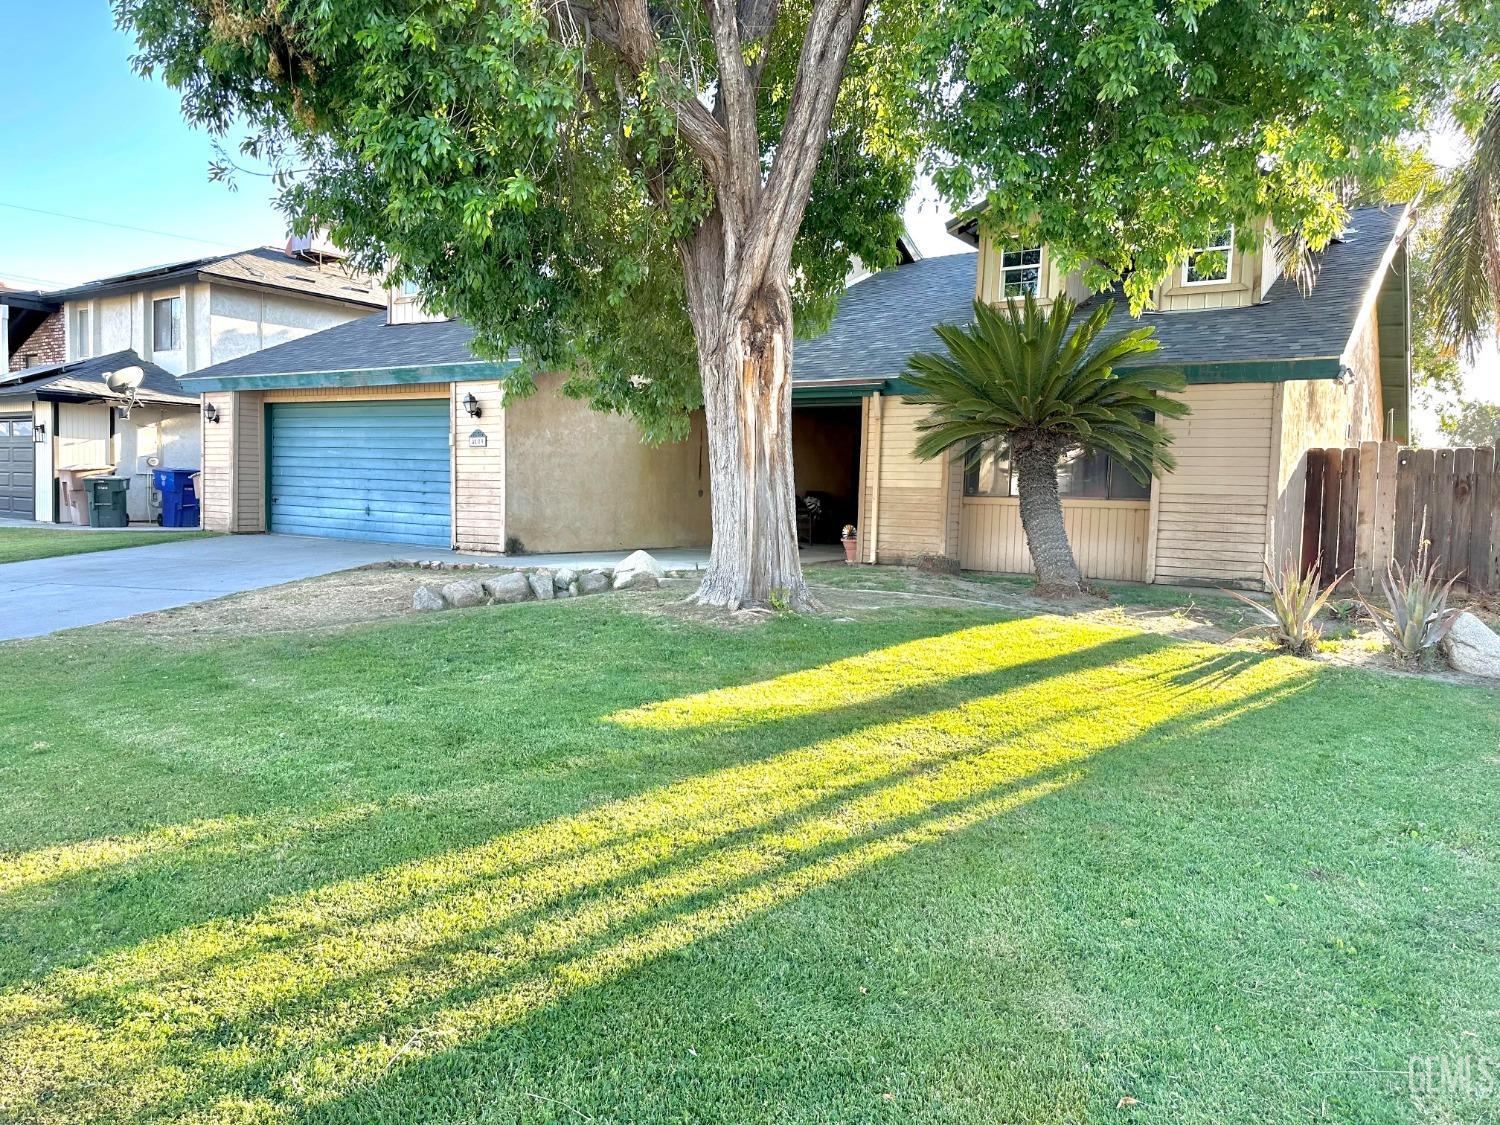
[[503, 373, 711, 553], [115, 405, 202, 521], [208, 284, 369, 367]]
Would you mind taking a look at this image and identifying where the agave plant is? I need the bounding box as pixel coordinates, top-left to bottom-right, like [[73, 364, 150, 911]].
[[1358, 541, 1464, 664], [1225, 556, 1346, 656]]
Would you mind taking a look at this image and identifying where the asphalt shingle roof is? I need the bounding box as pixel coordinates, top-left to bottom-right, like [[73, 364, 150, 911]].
[[0, 350, 197, 406], [794, 204, 1406, 382], [182, 313, 491, 383], [48, 248, 384, 309]]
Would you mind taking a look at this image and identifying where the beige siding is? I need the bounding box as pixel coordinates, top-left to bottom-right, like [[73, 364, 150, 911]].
[[232, 392, 265, 532], [55, 402, 112, 470], [199, 391, 236, 532], [961, 498, 1150, 581], [1151, 382, 1276, 587], [503, 372, 710, 553], [1154, 220, 1270, 311], [453, 383, 506, 552], [861, 398, 951, 564], [199, 390, 266, 533]]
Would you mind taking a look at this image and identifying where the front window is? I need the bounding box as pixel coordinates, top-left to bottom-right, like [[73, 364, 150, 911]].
[[71, 306, 91, 359], [964, 443, 1151, 501], [1183, 227, 1234, 284], [1000, 247, 1042, 298], [152, 296, 181, 351]]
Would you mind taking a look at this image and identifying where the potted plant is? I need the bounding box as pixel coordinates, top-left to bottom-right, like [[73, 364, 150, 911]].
[[841, 524, 858, 565]]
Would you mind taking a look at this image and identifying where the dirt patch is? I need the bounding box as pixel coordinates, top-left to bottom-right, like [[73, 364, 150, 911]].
[[96, 566, 503, 643]]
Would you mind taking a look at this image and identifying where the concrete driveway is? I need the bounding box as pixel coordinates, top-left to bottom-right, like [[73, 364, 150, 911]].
[[0, 533, 722, 641]]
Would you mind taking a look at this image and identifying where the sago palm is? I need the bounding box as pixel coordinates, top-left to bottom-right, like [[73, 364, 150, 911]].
[[1430, 84, 1500, 356], [904, 294, 1188, 595]]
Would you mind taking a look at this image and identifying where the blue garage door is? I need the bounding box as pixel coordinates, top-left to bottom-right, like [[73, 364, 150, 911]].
[[267, 399, 451, 547]]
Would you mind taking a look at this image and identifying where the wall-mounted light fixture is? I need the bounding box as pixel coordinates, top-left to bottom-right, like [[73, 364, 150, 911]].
[[31, 422, 45, 444], [204, 401, 221, 424], [462, 392, 482, 418]]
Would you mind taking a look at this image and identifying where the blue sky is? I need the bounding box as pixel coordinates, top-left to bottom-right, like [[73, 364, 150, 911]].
[[0, 5, 286, 290]]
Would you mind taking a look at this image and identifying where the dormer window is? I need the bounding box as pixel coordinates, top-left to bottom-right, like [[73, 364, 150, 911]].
[[399, 279, 421, 297], [1000, 247, 1043, 298], [1183, 227, 1234, 285]]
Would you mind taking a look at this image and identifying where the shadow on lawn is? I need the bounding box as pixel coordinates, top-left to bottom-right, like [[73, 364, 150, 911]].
[[0, 609, 1321, 1123]]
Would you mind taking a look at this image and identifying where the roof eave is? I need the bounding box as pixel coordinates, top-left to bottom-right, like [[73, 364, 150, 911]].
[[180, 358, 516, 393]]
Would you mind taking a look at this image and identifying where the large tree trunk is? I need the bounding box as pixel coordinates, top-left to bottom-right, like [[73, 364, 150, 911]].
[[1013, 438, 1084, 596], [691, 285, 812, 610]]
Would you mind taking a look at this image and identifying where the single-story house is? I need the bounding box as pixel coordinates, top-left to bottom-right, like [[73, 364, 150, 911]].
[[179, 204, 1410, 588]]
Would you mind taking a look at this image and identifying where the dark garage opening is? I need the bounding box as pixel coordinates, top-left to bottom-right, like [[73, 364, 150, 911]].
[[792, 404, 861, 545]]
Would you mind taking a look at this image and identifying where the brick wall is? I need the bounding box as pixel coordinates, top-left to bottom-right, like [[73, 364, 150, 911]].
[[9, 311, 65, 372]]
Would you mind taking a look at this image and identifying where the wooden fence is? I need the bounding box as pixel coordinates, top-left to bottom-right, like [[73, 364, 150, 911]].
[[1302, 442, 1500, 592]]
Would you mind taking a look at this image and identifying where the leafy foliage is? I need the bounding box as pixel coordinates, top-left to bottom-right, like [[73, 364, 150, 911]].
[[1438, 400, 1500, 446], [903, 295, 1188, 481], [1226, 557, 1346, 657], [1430, 84, 1500, 360], [920, 0, 1500, 310], [1358, 541, 1464, 662]]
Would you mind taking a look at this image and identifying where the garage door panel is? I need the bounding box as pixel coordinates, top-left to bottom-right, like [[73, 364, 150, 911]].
[[0, 416, 35, 517], [268, 400, 451, 547]]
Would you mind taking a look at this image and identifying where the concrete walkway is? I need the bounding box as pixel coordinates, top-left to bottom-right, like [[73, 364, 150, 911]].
[[0, 532, 840, 641]]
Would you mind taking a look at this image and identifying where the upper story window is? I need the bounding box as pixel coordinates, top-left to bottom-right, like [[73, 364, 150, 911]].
[[71, 306, 91, 359], [152, 296, 181, 351], [1000, 247, 1043, 298], [1183, 227, 1234, 284], [963, 442, 1151, 500], [399, 279, 421, 297]]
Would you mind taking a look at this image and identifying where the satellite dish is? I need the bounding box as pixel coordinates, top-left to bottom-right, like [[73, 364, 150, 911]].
[[105, 365, 145, 394], [105, 365, 145, 418]]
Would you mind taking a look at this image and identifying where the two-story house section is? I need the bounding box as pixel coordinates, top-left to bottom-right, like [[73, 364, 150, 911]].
[[790, 205, 1412, 589], [0, 241, 383, 523]]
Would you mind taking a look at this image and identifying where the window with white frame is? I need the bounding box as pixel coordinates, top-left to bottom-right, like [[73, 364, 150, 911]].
[[1183, 227, 1234, 284], [999, 247, 1043, 298], [152, 296, 181, 351], [71, 306, 91, 359]]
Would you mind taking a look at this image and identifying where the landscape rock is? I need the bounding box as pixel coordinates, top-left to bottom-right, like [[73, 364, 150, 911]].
[[1441, 612, 1500, 679], [482, 572, 532, 604], [553, 567, 577, 590], [412, 586, 447, 612], [578, 570, 610, 595], [527, 571, 556, 601], [614, 550, 665, 583], [441, 579, 487, 609], [613, 569, 661, 591]]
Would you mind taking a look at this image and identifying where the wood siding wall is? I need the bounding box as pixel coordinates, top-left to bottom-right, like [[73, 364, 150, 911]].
[[452, 382, 505, 552], [974, 241, 1090, 308], [54, 402, 111, 470], [859, 397, 954, 564], [199, 390, 266, 533], [1150, 382, 1276, 587], [961, 498, 1150, 580]]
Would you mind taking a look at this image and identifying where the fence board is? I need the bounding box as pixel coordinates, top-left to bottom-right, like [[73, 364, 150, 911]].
[[1354, 441, 1379, 590], [1371, 441, 1399, 587], [1336, 447, 1359, 577], [1491, 452, 1500, 590], [1394, 448, 1417, 570], [1429, 448, 1455, 577], [1302, 449, 1326, 575], [1475, 447, 1498, 590], [1319, 447, 1343, 579], [1451, 447, 1476, 588], [1410, 449, 1435, 564]]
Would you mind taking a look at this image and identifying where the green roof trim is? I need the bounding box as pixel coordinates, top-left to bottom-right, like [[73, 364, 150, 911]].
[[180, 359, 515, 393]]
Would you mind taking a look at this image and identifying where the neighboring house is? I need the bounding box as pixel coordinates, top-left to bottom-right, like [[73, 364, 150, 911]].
[[179, 290, 710, 552], [792, 203, 1413, 588], [0, 243, 383, 523]]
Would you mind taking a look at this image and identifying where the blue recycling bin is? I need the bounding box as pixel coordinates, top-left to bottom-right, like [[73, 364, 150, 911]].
[[152, 468, 200, 528]]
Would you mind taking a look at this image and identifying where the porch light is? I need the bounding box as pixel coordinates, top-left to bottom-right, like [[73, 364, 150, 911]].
[[462, 392, 482, 418], [32, 422, 45, 444], [204, 402, 221, 424]]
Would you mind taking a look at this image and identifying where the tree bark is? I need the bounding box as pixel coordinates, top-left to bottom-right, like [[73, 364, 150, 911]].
[[691, 283, 813, 610], [1013, 437, 1084, 595]]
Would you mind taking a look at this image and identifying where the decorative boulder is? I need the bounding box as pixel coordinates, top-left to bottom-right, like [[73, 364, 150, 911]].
[[527, 571, 556, 601], [441, 579, 487, 609], [578, 570, 611, 595], [1440, 612, 1500, 679], [482, 572, 532, 604], [615, 550, 665, 581], [613, 569, 661, 591], [412, 586, 447, 612], [553, 567, 577, 591]]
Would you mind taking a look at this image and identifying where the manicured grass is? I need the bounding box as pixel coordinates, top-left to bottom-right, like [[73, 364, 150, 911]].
[[0, 526, 213, 564], [1, 594, 1496, 1122]]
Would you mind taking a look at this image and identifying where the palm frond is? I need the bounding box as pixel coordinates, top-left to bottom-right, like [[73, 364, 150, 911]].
[[1429, 84, 1500, 359]]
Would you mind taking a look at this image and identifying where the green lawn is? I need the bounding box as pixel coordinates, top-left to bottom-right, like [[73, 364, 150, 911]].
[[0, 526, 213, 564], [1, 593, 1496, 1122]]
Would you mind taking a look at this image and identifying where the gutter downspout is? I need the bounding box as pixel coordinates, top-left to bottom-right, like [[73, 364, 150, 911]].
[[866, 392, 882, 564]]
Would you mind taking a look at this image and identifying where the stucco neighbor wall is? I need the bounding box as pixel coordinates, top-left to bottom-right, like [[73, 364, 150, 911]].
[[208, 284, 370, 367], [502, 372, 711, 554]]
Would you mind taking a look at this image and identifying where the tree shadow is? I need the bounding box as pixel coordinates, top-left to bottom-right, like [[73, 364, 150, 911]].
[[0, 627, 1317, 1122]]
